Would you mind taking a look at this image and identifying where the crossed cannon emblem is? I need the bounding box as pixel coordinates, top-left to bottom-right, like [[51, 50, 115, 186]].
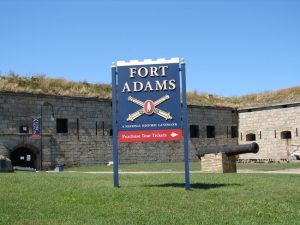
[[127, 95, 173, 122]]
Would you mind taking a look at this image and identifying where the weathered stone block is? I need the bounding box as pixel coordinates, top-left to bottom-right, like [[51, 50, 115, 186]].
[[201, 153, 236, 173]]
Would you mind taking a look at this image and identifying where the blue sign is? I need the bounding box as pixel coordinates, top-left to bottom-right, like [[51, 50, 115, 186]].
[[116, 59, 182, 142], [32, 117, 41, 138], [112, 58, 190, 189]]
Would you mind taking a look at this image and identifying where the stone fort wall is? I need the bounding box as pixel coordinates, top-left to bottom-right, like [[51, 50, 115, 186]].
[[238, 102, 300, 162], [1, 91, 298, 169], [0, 91, 238, 170], [0, 92, 113, 169]]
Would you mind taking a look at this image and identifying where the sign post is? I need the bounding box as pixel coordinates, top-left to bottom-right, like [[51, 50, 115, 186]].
[[112, 64, 119, 187], [180, 61, 190, 190], [112, 58, 190, 190]]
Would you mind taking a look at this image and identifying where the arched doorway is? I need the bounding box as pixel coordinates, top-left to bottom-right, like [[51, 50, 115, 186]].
[[10, 147, 37, 169]]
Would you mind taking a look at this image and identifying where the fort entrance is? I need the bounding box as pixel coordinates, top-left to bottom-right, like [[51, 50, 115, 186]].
[[10, 147, 37, 169]]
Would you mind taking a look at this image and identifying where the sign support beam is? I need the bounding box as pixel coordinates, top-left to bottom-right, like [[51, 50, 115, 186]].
[[180, 60, 190, 190], [112, 64, 119, 188]]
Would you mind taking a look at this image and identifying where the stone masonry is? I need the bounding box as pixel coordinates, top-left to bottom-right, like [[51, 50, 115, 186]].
[[0, 91, 239, 170], [238, 102, 300, 162], [201, 153, 237, 173], [2, 90, 298, 170]]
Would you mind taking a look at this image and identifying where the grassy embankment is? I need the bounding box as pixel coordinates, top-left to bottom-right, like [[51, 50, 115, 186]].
[[0, 74, 111, 99], [1, 73, 300, 107], [1, 163, 300, 225]]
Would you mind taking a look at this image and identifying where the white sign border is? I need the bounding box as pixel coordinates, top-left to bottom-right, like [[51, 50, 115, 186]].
[[114, 58, 180, 67]]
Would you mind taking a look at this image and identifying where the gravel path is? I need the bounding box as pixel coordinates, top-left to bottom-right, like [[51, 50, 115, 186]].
[[238, 168, 300, 174], [63, 168, 300, 175]]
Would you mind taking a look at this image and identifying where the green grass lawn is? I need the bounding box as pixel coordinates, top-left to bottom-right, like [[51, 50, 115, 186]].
[[237, 162, 300, 171], [66, 162, 202, 172], [65, 161, 300, 172], [1, 166, 300, 225]]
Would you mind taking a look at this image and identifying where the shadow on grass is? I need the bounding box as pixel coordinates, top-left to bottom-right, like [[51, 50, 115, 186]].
[[144, 182, 241, 190]]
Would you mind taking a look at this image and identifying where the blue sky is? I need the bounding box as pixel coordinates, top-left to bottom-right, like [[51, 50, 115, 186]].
[[0, 0, 299, 96]]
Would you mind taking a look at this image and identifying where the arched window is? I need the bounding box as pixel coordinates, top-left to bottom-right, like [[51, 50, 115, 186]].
[[246, 133, 256, 141], [281, 131, 291, 139]]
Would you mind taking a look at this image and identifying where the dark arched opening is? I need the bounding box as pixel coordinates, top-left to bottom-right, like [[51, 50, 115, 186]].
[[246, 133, 256, 141], [10, 147, 37, 169], [281, 131, 292, 139]]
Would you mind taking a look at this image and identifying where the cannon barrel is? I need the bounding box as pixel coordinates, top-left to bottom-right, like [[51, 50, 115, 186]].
[[197, 142, 259, 158]]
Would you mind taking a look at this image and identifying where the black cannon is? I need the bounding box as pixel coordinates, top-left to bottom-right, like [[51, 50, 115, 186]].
[[196, 142, 259, 158]]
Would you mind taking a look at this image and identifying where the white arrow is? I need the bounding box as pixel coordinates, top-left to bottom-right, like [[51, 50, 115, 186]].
[[170, 132, 179, 137]]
